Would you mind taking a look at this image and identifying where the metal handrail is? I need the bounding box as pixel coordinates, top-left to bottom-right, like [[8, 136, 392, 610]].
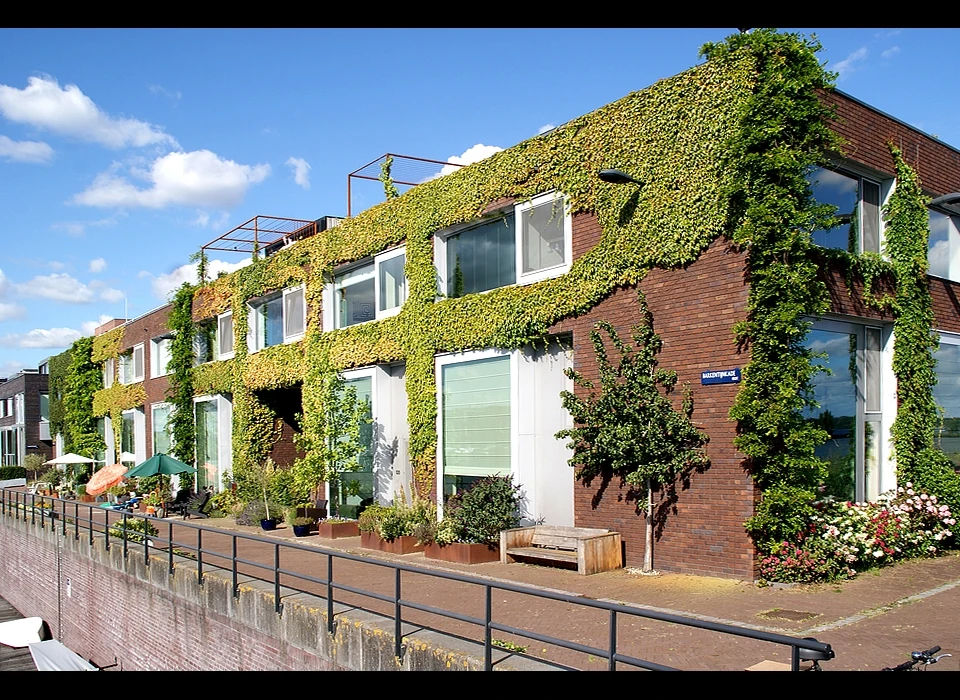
[[1, 487, 832, 671]]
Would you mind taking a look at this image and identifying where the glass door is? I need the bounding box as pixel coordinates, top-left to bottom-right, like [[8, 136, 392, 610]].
[[804, 320, 884, 502]]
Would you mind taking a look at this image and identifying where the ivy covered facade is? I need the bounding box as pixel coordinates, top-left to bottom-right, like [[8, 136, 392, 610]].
[[42, 31, 960, 579]]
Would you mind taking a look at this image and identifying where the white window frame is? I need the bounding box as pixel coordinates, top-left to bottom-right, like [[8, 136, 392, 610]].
[[434, 348, 519, 519], [433, 191, 572, 298], [247, 285, 306, 354], [193, 394, 233, 493], [103, 357, 115, 389], [217, 311, 235, 361], [150, 335, 174, 379], [150, 401, 174, 456], [324, 247, 409, 331], [119, 344, 145, 385], [120, 407, 146, 465], [809, 165, 892, 255]]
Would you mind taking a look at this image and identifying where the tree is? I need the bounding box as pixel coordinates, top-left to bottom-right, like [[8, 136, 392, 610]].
[[556, 291, 709, 572], [293, 372, 372, 517]]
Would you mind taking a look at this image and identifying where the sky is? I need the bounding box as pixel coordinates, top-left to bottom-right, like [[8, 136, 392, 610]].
[[0, 27, 956, 378]]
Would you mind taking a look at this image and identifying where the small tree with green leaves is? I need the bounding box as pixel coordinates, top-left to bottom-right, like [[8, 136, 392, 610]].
[[556, 291, 709, 572], [293, 371, 372, 517]]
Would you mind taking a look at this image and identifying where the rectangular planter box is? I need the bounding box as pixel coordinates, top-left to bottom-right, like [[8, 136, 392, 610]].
[[424, 542, 500, 564], [360, 531, 424, 555], [297, 506, 328, 521], [316, 521, 360, 539]]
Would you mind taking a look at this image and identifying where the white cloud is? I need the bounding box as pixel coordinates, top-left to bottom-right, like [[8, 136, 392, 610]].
[[72, 149, 271, 209], [81, 315, 114, 336], [0, 302, 25, 321], [48, 261, 66, 270], [145, 258, 252, 300], [882, 46, 901, 59], [833, 47, 869, 80], [0, 75, 177, 149], [89, 257, 107, 273], [0, 268, 10, 297], [15, 273, 96, 303], [0, 327, 83, 349], [148, 84, 182, 102], [426, 143, 504, 181], [191, 210, 229, 230], [0, 359, 26, 378], [0, 134, 53, 163], [99, 287, 124, 303], [537, 123, 556, 135], [286, 156, 311, 190], [51, 213, 124, 238]]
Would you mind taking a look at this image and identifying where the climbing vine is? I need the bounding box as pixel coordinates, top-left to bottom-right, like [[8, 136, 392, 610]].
[[59, 337, 105, 457], [167, 284, 198, 483], [379, 155, 400, 200], [883, 146, 960, 514]]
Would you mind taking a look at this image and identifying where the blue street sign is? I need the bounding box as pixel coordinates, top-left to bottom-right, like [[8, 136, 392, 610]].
[[701, 368, 741, 385]]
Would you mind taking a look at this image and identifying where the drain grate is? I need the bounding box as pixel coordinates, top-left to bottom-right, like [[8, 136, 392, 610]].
[[757, 608, 820, 622]]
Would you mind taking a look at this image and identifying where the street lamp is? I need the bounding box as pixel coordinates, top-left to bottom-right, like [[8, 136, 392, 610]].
[[597, 169, 643, 186]]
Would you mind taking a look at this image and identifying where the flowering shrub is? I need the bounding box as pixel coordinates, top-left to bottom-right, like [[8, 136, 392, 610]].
[[759, 484, 956, 584]]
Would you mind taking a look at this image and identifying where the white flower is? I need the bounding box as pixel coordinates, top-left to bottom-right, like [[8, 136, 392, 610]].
[[907, 489, 915, 496], [873, 550, 884, 558]]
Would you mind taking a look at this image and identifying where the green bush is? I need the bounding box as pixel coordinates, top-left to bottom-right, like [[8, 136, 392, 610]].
[[108, 517, 159, 544], [358, 504, 389, 533], [39, 468, 62, 488], [236, 501, 286, 525], [0, 466, 27, 481], [447, 476, 522, 546]]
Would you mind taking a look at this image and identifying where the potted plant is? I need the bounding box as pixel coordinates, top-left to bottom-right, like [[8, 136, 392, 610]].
[[420, 476, 521, 564], [358, 488, 432, 555], [291, 517, 314, 537], [253, 458, 279, 531], [316, 516, 360, 539]]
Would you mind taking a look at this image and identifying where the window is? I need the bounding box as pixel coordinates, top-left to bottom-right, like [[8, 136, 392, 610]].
[[152, 403, 172, 456], [194, 395, 232, 492], [933, 333, 960, 471], [803, 320, 889, 502], [928, 208, 960, 283], [40, 393, 49, 422], [150, 335, 173, 378], [120, 408, 144, 468], [194, 323, 213, 365], [807, 167, 882, 254], [330, 248, 408, 330], [119, 344, 144, 384], [436, 192, 571, 298], [330, 372, 375, 517], [437, 352, 513, 500], [217, 312, 234, 360], [248, 286, 305, 353], [103, 357, 115, 389]]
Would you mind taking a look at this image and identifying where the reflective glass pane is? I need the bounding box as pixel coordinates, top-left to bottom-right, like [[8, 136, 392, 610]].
[[522, 199, 565, 273], [152, 405, 171, 456], [195, 400, 219, 491], [809, 167, 860, 252], [335, 264, 375, 328], [861, 180, 881, 253], [335, 376, 374, 515], [446, 215, 515, 297], [379, 254, 406, 312], [933, 341, 960, 468], [261, 295, 283, 348], [284, 288, 305, 338], [218, 314, 234, 356], [929, 209, 960, 282], [804, 329, 858, 501], [865, 419, 881, 501]]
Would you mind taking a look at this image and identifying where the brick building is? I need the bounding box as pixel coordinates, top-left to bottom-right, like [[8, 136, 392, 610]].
[[62, 40, 960, 579], [0, 366, 51, 468]]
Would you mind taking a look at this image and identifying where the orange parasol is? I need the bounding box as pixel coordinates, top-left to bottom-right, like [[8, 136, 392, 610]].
[[85, 463, 129, 496]]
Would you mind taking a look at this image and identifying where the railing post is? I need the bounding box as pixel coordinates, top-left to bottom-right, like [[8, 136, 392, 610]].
[[609, 610, 617, 671], [40, 494, 45, 530], [484, 585, 492, 672], [89, 504, 93, 546], [105, 508, 110, 550], [143, 515, 149, 564], [232, 535, 238, 597], [274, 543, 281, 614], [169, 522, 174, 575], [394, 568, 402, 661], [197, 528, 203, 585], [327, 555, 334, 634], [61, 499, 67, 537], [122, 512, 128, 559], [791, 644, 800, 672], [30, 493, 35, 526]]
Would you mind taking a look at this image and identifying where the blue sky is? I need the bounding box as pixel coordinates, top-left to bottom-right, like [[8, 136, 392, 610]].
[[0, 28, 956, 377]]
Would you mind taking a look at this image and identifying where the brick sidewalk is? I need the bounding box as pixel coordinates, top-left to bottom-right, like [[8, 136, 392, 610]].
[[188, 515, 960, 671]]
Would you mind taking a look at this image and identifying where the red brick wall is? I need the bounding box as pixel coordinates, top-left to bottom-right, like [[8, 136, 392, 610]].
[[115, 304, 173, 456], [558, 221, 755, 579]]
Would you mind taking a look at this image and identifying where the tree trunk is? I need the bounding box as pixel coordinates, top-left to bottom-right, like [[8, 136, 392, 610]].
[[643, 479, 655, 574]]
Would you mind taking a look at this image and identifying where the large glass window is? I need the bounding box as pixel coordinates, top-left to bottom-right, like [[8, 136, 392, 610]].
[[120, 411, 136, 468], [928, 209, 960, 283], [152, 404, 172, 456], [333, 375, 374, 518], [808, 167, 881, 254], [804, 322, 884, 502], [119, 345, 144, 384], [39, 393, 49, 422], [335, 263, 375, 328], [446, 216, 516, 297], [218, 312, 234, 359], [520, 196, 567, 274], [151, 336, 172, 378], [440, 355, 511, 497], [248, 287, 305, 353], [195, 399, 219, 491], [378, 252, 406, 314], [933, 337, 960, 470]]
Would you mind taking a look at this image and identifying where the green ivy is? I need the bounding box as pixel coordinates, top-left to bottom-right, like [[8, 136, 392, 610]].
[[167, 283, 198, 489], [60, 337, 105, 458]]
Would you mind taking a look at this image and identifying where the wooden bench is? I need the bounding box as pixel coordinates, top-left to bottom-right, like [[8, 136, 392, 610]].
[[500, 525, 622, 576]]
